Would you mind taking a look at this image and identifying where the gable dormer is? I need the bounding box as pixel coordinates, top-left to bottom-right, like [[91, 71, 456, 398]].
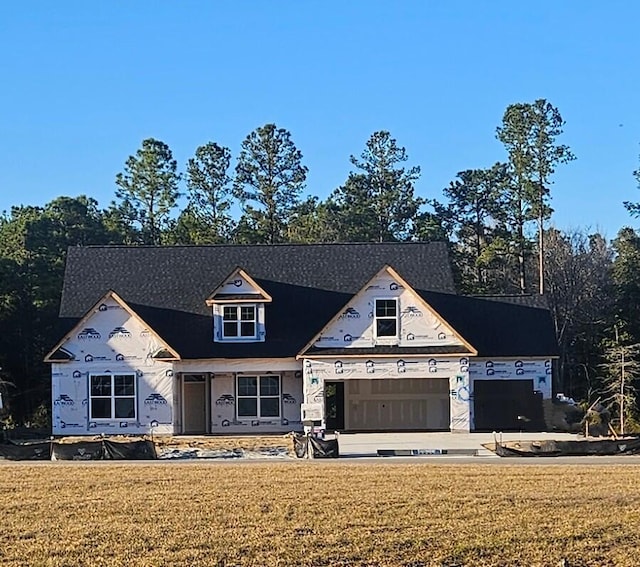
[[298, 265, 476, 356], [206, 268, 271, 343]]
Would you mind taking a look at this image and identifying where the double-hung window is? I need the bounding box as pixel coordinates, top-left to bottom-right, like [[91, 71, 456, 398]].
[[223, 305, 257, 339], [374, 298, 398, 339], [236, 375, 280, 419], [89, 374, 136, 420]]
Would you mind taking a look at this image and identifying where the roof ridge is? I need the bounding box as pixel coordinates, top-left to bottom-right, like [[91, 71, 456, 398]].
[[74, 241, 449, 250]]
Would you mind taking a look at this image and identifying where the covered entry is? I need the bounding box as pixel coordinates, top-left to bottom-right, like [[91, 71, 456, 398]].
[[181, 374, 209, 434], [343, 378, 450, 431], [473, 379, 544, 431]]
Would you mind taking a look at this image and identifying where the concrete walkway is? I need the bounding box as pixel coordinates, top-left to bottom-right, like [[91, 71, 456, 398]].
[[333, 431, 583, 457]]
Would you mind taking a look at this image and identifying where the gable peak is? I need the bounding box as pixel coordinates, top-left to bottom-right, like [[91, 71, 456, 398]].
[[206, 267, 272, 305]]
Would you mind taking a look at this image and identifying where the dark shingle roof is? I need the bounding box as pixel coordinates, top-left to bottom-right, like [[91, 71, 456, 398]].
[[417, 290, 559, 358], [59, 242, 455, 358], [60, 242, 455, 317], [472, 294, 550, 309], [129, 283, 351, 359], [57, 243, 557, 360]]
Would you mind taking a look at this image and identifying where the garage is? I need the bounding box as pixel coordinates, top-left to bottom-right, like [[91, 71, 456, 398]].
[[343, 378, 450, 431], [473, 379, 544, 431]]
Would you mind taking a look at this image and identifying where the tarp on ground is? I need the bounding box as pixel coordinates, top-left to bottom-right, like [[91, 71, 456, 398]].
[[293, 434, 339, 459], [309, 436, 339, 458], [0, 441, 51, 460], [489, 437, 640, 457], [103, 439, 156, 460], [52, 441, 105, 460], [293, 433, 308, 458]]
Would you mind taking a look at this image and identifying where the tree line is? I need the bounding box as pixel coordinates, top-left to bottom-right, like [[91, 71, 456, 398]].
[[2, 98, 640, 431]]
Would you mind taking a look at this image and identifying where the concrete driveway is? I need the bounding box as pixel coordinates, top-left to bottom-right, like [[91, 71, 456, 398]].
[[333, 431, 584, 457]]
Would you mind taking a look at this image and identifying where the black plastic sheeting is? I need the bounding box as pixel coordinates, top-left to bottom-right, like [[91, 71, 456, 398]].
[[310, 436, 339, 458], [494, 437, 640, 457], [0, 441, 52, 461], [292, 433, 339, 459], [103, 439, 156, 460], [52, 441, 105, 461], [0, 439, 157, 461]]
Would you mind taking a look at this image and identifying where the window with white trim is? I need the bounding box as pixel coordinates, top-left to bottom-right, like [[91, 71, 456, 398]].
[[89, 374, 136, 420], [223, 305, 257, 339], [374, 298, 398, 338], [236, 375, 280, 419]]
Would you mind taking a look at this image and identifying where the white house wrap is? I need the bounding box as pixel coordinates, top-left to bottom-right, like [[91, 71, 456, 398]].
[[50, 296, 174, 435], [303, 357, 470, 431]]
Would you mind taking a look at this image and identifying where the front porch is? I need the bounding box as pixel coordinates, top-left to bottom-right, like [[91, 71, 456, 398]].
[[174, 368, 303, 435]]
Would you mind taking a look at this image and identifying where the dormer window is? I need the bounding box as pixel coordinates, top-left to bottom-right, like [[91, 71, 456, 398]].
[[208, 267, 271, 343], [375, 298, 398, 339], [223, 305, 257, 339]]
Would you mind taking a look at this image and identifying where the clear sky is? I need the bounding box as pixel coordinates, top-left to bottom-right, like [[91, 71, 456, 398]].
[[1, 1, 638, 239]]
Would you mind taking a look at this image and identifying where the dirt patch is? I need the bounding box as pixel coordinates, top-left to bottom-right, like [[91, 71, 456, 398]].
[[153, 434, 294, 459], [10, 434, 296, 460], [153, 433, 292, 452], [51, 433, 291, 449]]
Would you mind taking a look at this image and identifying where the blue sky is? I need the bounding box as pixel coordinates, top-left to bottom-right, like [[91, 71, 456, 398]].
[[1, 1, 638, 239]]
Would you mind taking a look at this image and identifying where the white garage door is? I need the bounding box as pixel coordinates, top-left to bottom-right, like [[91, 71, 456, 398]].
[[345, 378, 450, 431]]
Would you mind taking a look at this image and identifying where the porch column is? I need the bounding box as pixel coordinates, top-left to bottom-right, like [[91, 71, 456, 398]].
[[449, 371, 471, 432], [301, 359, 325, 429]]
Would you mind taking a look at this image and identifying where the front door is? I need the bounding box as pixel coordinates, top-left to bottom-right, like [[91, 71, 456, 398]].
[[182, 374, 207, 434], [325, 381, 345, 431]]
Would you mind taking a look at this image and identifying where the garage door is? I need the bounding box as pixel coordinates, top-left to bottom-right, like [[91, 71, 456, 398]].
[[345, 378, 450, 431], [473, 379, 544, 431]]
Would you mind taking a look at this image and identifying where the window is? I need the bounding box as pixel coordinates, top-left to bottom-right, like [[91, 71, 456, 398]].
[[89, 374, 136, 420], [375, 298, 398, 338], [236, 375, 280, 419], [223, 305, 257, 339]]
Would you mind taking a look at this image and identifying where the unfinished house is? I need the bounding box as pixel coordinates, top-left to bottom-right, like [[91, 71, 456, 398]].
[[45, 243, 558, 436]]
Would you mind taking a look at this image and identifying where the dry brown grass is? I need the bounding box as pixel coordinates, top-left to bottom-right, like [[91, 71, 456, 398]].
[[1, 462, 640, 566]]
